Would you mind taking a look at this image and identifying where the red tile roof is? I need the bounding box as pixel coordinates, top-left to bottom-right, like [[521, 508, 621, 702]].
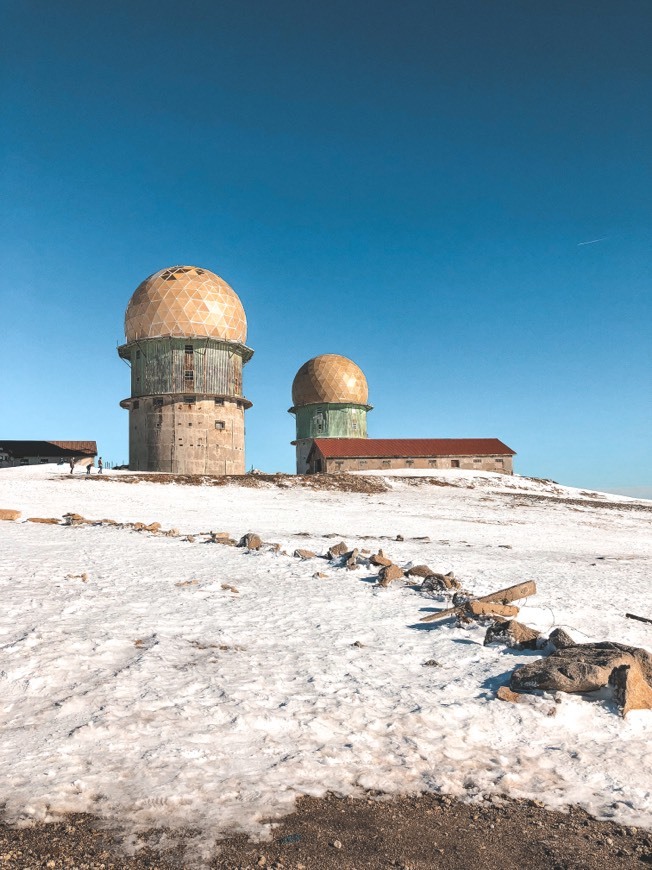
[[310, 438, 515, 459]]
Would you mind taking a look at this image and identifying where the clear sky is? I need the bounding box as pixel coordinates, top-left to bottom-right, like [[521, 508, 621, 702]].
[[2, 1, 651, 495]]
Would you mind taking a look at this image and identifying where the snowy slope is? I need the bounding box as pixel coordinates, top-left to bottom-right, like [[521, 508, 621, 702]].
[[1, 465, 651, 852]]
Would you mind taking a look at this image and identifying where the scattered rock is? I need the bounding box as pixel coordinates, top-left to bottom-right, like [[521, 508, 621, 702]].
[[26, 517, 60, 525], [370, 550, 392, 567], [511, 642, 652, 694], [221, 583, 239, 594], [395, 534, 404, 542], [327, 541, 349, 558], [165, 528, 180, 537], [312, 572, 328, 579], [63, 513, 86, 526], [497, 685, 527, 703], [422, 659, 440, 667], [184, 535, 196, 543], [609, 661, 652, 716], [345, 548, 360, 570], [485, 619, 541, 650], [331, 840, 342, 849], [421, 572, 460, 592], [132, 522, 145, 531], [65, 572, 88, 582], [294, 549, 316, 560], [378, 564, 405, 587], [352, 641, 364, 648], [143, 522, 161, 532], [406, 564, 434, 578], [0, 509, 21, 521], [238, 532, 262, 550], [548, 627, 576, 650]]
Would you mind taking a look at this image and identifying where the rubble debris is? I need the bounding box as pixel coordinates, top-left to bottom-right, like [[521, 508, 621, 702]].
[[625, 612, 652, 626], [327, 541, 349, 558], [143, 522, 161, 533], [165, 528, 179, 537], [378, 564, 405, 587], [294, 549, 316, 560], [548, 627, 576, 649], [468, 601, 520, 619], [497, 685, 527, 703], [484, 619, 540, 649], [420, 580, 536, 623], [609, 662, 652, 716], [238, 533, 262, 550], [420, 571, 461, 592], [0, 509, 21, 521], [510, 642, 652, 694], [345, 548, 360, 570], [26, 517, 60, 525], [370, 550, 392, 567]]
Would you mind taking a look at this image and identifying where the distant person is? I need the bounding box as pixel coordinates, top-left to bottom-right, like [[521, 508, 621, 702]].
[[98, 456, 103, 474], [69, 457, 76, 474], [86, 462, 92, 475]]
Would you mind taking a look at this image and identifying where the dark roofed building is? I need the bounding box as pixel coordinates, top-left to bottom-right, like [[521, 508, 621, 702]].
[[307, 438, 515, 475], [0, 440, 98, 468]]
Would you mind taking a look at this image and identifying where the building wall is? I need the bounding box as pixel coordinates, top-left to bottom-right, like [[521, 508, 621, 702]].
[[124, 338, 244, 399], [315, 455, 513, 474], [293, 403, 369, 473], [128, 396, 245, 474]]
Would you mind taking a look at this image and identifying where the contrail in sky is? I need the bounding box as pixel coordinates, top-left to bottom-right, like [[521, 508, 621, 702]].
[[577, 237, 608, 246]]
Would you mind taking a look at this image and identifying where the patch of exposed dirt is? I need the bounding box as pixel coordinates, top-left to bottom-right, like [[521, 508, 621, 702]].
[[1, 794, 651, 869], [78, 472, 389, 494], [500, 491, 652, 514]]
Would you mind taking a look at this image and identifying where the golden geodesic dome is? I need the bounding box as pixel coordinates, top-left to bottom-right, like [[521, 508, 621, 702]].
[[292, 354, 369, 407], [124, 266, 247, 344]]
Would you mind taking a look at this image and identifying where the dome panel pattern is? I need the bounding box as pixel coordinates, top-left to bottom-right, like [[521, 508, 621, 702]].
[[125, 266, 247, 344], [292, 354, 368, 407]]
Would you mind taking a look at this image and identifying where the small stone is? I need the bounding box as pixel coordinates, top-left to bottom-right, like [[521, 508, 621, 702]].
[[238, 532, 262, 550], [312, 572, 328, 579], [332, 840, 342, 849], [345, 548, 359, 569], [378, 564, 405, 587], [352, 641, 364, 648], [497, 685, 527, 704], [395, 534, 404, 541], [327, 541, 349, 558], [294, 549, 316, 559], [422, 659, 440, 667], [485, 619, 541, 650], [184, 535, 196, 543], [406, 564, 434, 578]]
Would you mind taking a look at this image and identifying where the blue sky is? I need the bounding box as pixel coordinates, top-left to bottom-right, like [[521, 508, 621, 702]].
[[2, 1, 651, 494]]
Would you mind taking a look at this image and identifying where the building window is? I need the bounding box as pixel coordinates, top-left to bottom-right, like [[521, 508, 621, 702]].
[[153, 398, 163, 407], [132, 400, 139, 410], [495, 457, 504, 465], [405, 459, 414, 466], [382, 460, 391, 468], [428, 459, 437, 467], [188, 422, 192, 427], [214, 398, 224, 406], [451, 459, 460, 468], [359, 460, 367, 467], [335, 461, 343, 469], [473, 458, 481, 463], [184, 345, 193, 354], [215, 420, 225, 430]]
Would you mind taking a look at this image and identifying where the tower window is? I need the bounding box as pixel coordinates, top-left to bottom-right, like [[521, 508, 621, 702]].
[[185, 396, 196, 405], [132, 400, 139, 410], [352, 422, 358, 431], [214, 398, 224, 406], [136, 350, 141, 359], [184, 371, 194, 380], [184, 345, 194, 354], [215, 420, 225, 430], [153, 398, 163, 407]]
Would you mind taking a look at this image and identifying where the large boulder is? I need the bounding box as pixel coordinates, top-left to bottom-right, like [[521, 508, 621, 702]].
[[238, 532, 262, 550], [406, 564, 435, 578], [511, 642, 652, 694], [0, 509, 20, 521], [370, 550, 392, 567], [548, 627, 576, 650], [609, 662, 652, 716], [327, 541, 349, 558]]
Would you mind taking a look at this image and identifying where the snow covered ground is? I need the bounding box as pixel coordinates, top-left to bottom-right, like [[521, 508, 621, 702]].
[[1, 464, 651, 855]]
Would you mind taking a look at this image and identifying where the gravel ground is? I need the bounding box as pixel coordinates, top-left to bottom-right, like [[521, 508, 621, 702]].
[[1, 793, 651, 869]]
